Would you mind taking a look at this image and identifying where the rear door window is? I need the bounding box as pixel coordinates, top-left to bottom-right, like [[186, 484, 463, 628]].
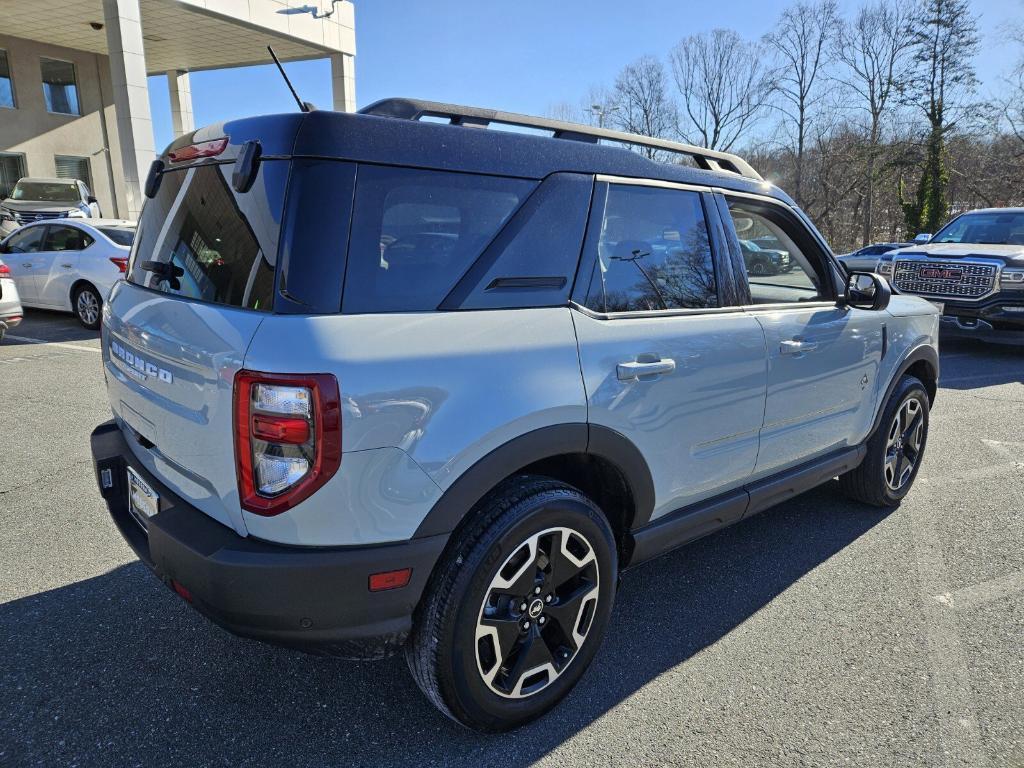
[[583, 183, 718, 313], [343, 166, 534, 313], [127, 164, 278, 312], [43, 225, 91, 251]]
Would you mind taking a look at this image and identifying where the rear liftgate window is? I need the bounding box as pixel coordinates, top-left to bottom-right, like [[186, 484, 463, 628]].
[[128, 164, 277, 311], [343, 166, 535, 313]]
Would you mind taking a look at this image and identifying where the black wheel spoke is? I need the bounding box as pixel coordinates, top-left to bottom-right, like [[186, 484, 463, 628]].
[[502, 632, 557, 694], [480, 613, 525, 661], [545, 581, 598, 650], [902, 411, 923, 445]]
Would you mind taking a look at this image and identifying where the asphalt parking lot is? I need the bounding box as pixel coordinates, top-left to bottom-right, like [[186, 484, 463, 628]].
[[1, 310, 1022, 767]]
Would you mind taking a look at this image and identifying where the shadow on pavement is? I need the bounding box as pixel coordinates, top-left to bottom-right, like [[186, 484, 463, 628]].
[[2, 308, 99, 345], [938, 337, 1024, 391], [0, 485, 891, 767]]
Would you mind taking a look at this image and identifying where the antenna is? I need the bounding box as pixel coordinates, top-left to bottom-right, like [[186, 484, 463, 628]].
[[267, 45, 313, 113]]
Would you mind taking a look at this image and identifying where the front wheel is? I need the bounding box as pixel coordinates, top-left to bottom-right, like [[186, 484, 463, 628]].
[[406, 476, 616, 732], [73, 284, 102, 330], [839, 375, 930, 507]]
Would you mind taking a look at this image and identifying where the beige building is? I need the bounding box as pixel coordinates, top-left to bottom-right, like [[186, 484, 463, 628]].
[[0, 0, 357, 220]]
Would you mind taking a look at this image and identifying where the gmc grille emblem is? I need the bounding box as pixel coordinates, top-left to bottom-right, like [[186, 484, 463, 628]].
[[919, 267, 962, 280]]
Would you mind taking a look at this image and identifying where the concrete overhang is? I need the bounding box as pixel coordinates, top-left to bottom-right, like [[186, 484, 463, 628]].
[[0, 0, 355, 73]]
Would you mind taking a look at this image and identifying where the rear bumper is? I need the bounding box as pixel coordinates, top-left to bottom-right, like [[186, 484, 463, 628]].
[[90, 419, 447, 658]]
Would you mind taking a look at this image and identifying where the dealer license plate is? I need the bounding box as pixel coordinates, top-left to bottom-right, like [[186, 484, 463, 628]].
[[127, 466, 159, 530]]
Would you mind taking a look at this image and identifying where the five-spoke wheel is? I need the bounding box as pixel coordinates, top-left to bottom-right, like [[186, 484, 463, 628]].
[[884, 396, 924, 491]]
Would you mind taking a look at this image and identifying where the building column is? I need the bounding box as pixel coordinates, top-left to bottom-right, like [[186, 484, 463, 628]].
[[330, 53, 356, 112], [167, 70, 195, 138], [103, 0, 155, 221]]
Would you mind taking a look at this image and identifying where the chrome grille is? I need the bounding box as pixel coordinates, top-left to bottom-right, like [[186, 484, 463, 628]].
[[892, 259, 997, 300], [12, 210, 69, 225]]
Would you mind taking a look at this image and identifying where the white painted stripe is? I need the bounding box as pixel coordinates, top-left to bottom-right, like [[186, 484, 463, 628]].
[[934, 570, 1024, 611], [4, 334, 101, 354]]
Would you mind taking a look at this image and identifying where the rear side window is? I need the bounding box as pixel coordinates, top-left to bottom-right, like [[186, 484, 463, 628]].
[[343, 166, 534, 313], [43, 225, 92, 251], [98, 226, 135, 247], [585, 184, 717, 313], [128, 164, 276, 312]]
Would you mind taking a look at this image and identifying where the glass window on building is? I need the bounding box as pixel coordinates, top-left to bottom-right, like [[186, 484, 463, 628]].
[[0, 49, 14, 109], [54, 155, 92, 190], [40, 58, 80, 115], [0, 153, 27, 199]]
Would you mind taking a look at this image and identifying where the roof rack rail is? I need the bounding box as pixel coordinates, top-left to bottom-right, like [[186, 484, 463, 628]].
[[359, 97, 763, 182]]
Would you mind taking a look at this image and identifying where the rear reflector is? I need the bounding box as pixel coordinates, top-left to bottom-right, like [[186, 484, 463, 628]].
[[0, 264, 11, 277], [171, 580, 193, 602], [167, 137, 229, 163], [251, 413, 310, 444], [369, 568, 412, 592]]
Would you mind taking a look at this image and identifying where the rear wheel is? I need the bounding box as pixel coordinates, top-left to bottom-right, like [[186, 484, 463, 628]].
[[839, 375, 929, 507], [73, 284, 102, 329], [749, 259, 771, 276], [406, 476, 616, 732]]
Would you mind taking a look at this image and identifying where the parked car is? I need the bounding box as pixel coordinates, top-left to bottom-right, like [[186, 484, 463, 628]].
[[0, 219, 135, 329], [0, 256, 23, 341], [837, 242, 913, 272], [739, 238, 791, 274], [0, 177, 102, 237], [872, 208, 1024, 343], [89, 100, 940, 732]]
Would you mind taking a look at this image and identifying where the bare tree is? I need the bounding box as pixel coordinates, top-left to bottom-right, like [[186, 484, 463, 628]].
[[607, 56, 677, 158], [669, 29, 774, 151], [765, 0, 839, 207], [835, 1, 916, 245]]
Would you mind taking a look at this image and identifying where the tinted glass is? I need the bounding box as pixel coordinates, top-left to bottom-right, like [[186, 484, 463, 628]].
[[726, 201, 826, 304], [0, 153, 25, 199], [127, 165, 275, 312], [344, 166, 533, 313], [0, 49, 14, 109], [43, 225, 92, 251], [40, 58, 79, 115], [932, 211, 1024, 245], [586, 185, 716, 313], [98, 226, 135, 246], [11, 180, 79, 203], [4, 225, 45, 254], [54, 155, 92, 189]]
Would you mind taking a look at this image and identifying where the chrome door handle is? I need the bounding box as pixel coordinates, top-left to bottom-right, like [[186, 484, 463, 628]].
[[617, 358, 676, 380], [61, 263, 73, 268], [22, 263, 32, 268], [780, 339, 819, 355]]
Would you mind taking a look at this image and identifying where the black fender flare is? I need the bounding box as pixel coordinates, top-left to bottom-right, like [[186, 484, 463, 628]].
[[869, 344, 939, 436], [412, 423, 655, 538]]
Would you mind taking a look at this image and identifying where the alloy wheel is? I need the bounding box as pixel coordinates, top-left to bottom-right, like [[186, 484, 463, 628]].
[[474, 526, 600, 699], [77, 290, 100, 326], [884, 396, 924, 491]]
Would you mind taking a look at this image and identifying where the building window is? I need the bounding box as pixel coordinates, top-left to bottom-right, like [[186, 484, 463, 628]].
[[0, 153, 27, 199], [54, 155, 93, 190], [40, 57, 80, 115], [0, 49, 14, 109]]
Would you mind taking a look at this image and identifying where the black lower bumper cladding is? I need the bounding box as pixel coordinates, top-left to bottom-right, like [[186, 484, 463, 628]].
[[90, 420, 447, 658]]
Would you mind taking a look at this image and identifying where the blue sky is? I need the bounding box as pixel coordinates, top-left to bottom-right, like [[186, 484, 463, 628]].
[[150, 0, 1024, 151]]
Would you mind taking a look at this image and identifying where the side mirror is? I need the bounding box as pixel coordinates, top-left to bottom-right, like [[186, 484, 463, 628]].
[[913, 232, 932, 244], [844, 271, 891, 311], [86, 195, 98, 205]]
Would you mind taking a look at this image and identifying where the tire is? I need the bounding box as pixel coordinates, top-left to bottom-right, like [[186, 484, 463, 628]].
[[406, 476, 617, 732], [749, 259, 770, 276], [839, 375, 930, 507], [73, 284, 102, 330]]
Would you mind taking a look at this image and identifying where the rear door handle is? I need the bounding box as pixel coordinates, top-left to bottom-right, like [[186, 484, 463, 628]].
[[779, 339, 819, 356], [61, 263, 73, 269], [617, 358, 676, 380], [22, 263, 32, 268]]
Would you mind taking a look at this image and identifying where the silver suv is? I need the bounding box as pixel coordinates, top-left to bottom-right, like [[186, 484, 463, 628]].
[[90, 99, 940, 732]]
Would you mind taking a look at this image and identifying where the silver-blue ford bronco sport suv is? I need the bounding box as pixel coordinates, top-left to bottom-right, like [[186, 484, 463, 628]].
[[90, 99, 940, 732]]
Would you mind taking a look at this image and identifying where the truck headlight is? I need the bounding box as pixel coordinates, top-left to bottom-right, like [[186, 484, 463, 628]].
[[67, 209, 87, 218], [1001, 268, 1024, 289], [876, 260, 894, 276]]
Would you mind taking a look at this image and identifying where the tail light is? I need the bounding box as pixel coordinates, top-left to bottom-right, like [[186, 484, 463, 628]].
[[234, 371, 341, 516], [167, 138, 229, 163], [109, 257, 129, 273], [0, 263, 11, 278]]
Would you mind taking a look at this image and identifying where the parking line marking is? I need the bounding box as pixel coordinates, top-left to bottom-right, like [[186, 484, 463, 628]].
[[934, 570, 1024, 611], [3, 334, 101, 354]]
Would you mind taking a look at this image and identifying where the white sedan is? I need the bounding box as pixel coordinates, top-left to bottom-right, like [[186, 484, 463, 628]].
[[0, 218, 135, 329]]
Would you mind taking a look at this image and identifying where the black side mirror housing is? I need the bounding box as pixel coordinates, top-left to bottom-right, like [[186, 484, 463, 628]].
[[844, 271, 891, 311], [86, 195, 98, 204]]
